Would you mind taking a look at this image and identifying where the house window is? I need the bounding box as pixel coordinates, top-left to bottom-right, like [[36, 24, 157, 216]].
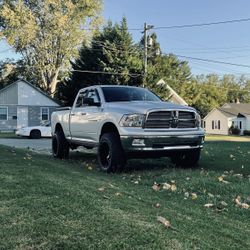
[[212, 121, 214, 130], [239, 121, 242, 130], [0, 107, 8, 120], [218, 120, 220, 130], [203, 121, 206, 129], [41, 107, 49, 121]]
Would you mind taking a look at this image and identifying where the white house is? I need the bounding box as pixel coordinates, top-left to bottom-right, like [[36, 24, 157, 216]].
[[203, 103, 250, 135], [0, 79, 60, 131]]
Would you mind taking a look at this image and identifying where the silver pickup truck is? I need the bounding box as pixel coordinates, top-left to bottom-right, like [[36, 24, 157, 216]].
[[51, 85, 204, 172]]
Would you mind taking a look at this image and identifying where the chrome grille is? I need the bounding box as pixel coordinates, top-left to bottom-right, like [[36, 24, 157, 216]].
[[144, 110, 196, 129]]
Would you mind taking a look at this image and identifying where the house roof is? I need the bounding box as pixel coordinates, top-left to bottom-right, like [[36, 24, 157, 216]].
[[0, 79, 60, 106], [204, 103, 250, 120], [156, 79, 188, 105], [220, 103, 250, 116]]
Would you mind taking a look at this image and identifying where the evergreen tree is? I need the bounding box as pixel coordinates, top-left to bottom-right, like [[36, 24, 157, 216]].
[[58, 17, 143, 105]]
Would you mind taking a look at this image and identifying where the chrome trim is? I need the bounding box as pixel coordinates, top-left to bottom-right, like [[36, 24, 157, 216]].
[[144, 108, 197, 129], [139, 145, 202, 151], [66, 137, 98, 145]]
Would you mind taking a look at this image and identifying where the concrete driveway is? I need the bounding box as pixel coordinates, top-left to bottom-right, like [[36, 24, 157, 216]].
[[0, 138, 51, 154]]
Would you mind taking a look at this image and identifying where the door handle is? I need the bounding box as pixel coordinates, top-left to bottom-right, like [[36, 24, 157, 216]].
[[81, 113, 87, 116]]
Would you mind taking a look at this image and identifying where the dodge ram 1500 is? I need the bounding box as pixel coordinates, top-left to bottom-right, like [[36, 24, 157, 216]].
[[51, 85, 205, 172]]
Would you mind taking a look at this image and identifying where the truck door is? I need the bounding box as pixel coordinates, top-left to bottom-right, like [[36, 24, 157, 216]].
[[70, 88, 102, 144]]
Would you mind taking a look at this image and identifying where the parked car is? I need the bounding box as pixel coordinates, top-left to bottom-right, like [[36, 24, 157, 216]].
[[51, 85, 205, 172], [16, 121, 51, 139]]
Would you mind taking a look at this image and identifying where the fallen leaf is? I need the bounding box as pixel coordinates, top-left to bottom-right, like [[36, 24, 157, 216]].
[[241, 203, 249, 209], [204, 203, 214, 208], [134, 181, 139, 184], [157, 216, 171, 228], [220, 201, 228, 206], [88, 166, 92, 170], [162, 183, 171, 190], [184, 192, 189, 198], [235, 196, 242, 206], [191, 193, 197, 200], [115, 192, 122, 196], [154, 203, 161, 208], [98, 187, 105, 192], [208, 193, 214, 198], [152, 183, 161, 191], [171, 184, 177, 192]]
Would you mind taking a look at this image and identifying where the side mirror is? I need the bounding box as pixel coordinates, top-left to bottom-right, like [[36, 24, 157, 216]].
[[83, 97, 101, 107]]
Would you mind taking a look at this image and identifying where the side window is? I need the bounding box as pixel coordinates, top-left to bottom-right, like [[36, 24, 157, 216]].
[[75, 90, 88, 108], [41, 107, 49, 121], [88, 89, 100, 103]]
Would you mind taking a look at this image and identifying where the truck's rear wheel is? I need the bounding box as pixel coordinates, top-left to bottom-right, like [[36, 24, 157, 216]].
[[52, 130, 69, 159], [170, 148, 201, 168], [98, 132, 125, 173]]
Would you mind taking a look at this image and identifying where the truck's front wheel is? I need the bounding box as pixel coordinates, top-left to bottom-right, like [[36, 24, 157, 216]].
[[170, 148, 201, 168], [52, 130, 69, 159], [98, 133, 125, 173]]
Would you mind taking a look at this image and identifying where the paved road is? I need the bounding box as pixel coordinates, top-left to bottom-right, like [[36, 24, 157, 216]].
[[0, 138, 51, 154]]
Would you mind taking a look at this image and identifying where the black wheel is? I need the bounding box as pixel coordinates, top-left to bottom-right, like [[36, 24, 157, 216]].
[[170, 149, 201, 168], [30, 130, 41, 139], [52, 130, 69, 159], [98, 132, 126, 173]]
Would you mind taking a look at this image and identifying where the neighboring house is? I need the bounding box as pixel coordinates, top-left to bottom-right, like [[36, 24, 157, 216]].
[[0, 79, 60, 131], [156, 79, 188, 105], [203, 103, 250, 135]]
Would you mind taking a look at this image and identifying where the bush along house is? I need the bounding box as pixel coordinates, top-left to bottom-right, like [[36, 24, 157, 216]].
[[203, 102, 250, 135], [0, 79, 60, 131]]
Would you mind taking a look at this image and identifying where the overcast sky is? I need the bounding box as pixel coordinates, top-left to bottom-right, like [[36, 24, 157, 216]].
[[2, 0, 250, 77]]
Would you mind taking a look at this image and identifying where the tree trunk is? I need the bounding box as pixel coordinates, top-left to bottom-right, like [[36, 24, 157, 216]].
[[49, 70, 59, 97]]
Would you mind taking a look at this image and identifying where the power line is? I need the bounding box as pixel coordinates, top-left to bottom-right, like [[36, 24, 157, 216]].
[[152, 17, 250, 30], [68, 69, 142, 78], [174, 54, 250, 69]]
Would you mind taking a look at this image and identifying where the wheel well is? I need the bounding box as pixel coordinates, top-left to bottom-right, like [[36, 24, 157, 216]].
[[100, 122, 119, 138], [55, 123, 63, 133]]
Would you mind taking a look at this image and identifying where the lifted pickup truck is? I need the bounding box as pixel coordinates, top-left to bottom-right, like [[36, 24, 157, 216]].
[[51, 85, 204, 172]]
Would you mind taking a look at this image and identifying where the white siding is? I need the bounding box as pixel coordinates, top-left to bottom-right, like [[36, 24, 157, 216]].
[[18, 81, 59, 106], [245, 115, 250, 130], [204, 109, 229, 135]]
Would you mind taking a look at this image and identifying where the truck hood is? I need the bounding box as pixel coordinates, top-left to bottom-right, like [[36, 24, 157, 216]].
[[105, 101, 196, 114]]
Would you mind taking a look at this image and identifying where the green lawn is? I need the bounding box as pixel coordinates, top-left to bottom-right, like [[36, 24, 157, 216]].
[[0, 141, 249, 250], [0, 132, 18, 139]]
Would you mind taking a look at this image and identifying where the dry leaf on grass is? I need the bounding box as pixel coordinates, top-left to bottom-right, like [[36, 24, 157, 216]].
[[152, 183, 161, 191], [163, 183, 171, 190], [235, 196, 249, 209], [218, 176, 230, 184], [98, 187, 105, 192], [191, 193, 198, 200], [204, 203, 214, 208], [115, 192, 122, 196], [157, 216, 171, 228], [154, 203, 161, 208]]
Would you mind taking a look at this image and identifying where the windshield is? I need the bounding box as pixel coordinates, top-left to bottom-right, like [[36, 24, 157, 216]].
[[101, 86, 161, 102]]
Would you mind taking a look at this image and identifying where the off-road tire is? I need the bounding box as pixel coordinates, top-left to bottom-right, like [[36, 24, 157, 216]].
[[170, 148, 201, 168], [98, 132, 126, 173], [52, 130, 69, 159], [30, 130, 41, 139]]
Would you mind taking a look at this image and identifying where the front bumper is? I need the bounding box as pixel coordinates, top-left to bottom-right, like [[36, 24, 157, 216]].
[[120, 133, 204, 152]]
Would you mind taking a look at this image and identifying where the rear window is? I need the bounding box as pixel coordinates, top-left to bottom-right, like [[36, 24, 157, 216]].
[[101, 86, 161, 102]]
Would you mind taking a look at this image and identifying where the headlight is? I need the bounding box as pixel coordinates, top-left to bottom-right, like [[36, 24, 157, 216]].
[[195, 113, 201, 127], [120, 114, 145, 127]]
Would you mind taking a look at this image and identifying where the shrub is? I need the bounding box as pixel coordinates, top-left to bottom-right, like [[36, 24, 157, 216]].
[[243, 130, 250, 136], [229, 125, 241, 135]]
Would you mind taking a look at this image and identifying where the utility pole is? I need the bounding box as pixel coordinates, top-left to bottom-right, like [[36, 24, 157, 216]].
[[142, 23, 154, 87]]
